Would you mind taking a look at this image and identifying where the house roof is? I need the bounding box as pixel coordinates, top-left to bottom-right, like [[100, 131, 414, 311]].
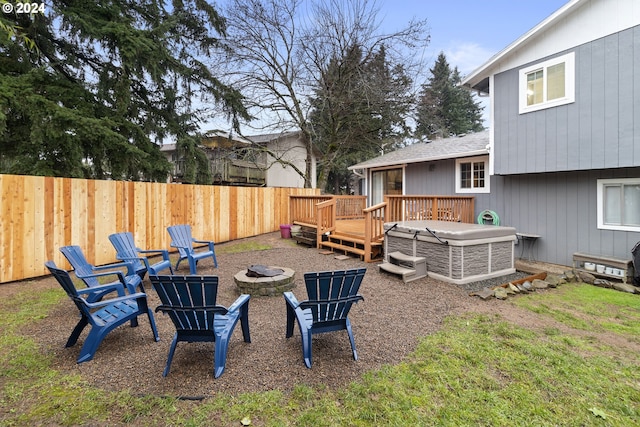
[[348, 130, 490, 171], [246, 131, 300, 144], [462, 0, 583, 93]]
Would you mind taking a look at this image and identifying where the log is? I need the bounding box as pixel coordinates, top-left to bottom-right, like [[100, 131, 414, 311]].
[[493, 272, 547, 289]]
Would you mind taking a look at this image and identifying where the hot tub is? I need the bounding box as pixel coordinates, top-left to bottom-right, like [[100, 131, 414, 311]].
[[384, 220, 517, 285]]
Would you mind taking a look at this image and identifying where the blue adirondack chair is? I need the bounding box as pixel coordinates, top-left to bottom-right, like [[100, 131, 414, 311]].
[[284, 268, 366, 368], [150, 275, 251, 378], [60, 245, 144, 301], [45, 261, 159, 363], [166, 224, 218, 274], [108, 232, 174, 279]]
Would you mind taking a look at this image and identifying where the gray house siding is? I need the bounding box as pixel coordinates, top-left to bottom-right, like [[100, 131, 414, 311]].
[[405, 161, 640, 266], [493, 25, 640, 176]]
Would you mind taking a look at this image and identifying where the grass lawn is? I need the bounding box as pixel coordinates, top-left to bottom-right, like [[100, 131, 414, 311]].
[[1, 276, 638, 426]]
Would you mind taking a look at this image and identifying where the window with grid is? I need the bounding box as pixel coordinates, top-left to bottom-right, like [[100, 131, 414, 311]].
[[456, 156, 489, 194]]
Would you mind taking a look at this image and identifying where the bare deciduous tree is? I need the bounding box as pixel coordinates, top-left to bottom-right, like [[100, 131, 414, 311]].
[[220, 0, 429, 190]]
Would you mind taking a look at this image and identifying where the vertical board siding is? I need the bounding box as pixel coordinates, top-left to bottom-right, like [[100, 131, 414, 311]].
[[0, 174, 318, 283], [493, 27, 640, 175], [404, 161, 640, 267]]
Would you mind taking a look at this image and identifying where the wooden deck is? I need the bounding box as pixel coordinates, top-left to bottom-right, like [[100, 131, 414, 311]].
[[289, 195, 475, 263], [334, 219, 366, 237]]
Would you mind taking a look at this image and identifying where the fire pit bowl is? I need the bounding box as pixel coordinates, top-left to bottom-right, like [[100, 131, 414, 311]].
[[234, 265, 295, 296]]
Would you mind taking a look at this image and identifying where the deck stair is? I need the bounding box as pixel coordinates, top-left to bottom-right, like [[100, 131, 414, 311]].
[[378, 251, 427, 283], [319, 231, 383, 261]]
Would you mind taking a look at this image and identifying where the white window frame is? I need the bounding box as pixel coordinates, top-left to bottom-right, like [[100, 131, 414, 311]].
[[597, 178, 640, 232], [519, 52, 575, 114], [455, 156, 490, 194]]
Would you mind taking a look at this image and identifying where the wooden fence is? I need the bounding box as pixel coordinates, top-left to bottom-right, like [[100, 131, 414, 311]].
[[0, 174, 318, 284]]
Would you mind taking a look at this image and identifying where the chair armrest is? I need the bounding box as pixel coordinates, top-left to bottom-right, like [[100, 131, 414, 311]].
[[76, 282, 126, 297], [92, 261, 136, 276], [192, 238, 213, 244], [116, 255, 146, 263], [192, 238, 215, 252], [283, 291, 300, 309], [84, 292, 148, 309], [227, 294, 250, 313], [137, 248, 171, 260], [76, 269, 127, 284]]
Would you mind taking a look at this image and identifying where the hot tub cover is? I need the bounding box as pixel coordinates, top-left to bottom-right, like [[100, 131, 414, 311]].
[[385, 220, 516, 240]]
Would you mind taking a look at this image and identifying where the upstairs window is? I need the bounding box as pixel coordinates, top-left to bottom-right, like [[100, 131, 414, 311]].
[[519, 52, 575, 114]]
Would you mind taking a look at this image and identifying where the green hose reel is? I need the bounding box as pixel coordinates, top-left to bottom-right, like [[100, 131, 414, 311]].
[[477, 209, 500, 226]]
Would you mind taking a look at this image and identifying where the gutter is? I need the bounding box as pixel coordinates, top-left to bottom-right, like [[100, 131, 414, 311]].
[[347, 149, 489, 171]]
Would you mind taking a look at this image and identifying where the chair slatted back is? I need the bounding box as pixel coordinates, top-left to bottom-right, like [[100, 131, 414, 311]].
[[45, 260, 94, 316], [302, 268, 366, 323], [167, 225, 194, 257], [60, 245, 101, 288], [46, 260, 82, 299], [108, 232, 145, 272], [152, 275, 226, 332]]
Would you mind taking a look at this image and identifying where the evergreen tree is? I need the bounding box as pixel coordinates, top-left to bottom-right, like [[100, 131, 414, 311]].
[[415, 52, 484, 139], [0, 1, 248, 182], [310, 44, 413, 194]]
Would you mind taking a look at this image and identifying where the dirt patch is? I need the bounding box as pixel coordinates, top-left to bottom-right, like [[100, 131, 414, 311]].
[[9, 232, 638, 399]]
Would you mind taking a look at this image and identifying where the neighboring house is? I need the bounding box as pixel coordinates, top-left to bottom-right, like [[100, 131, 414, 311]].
[[352, 0, 640, 267], [161, 130, 267, 186], [161, 130, 316, 188], [246, 131, 317, 189]]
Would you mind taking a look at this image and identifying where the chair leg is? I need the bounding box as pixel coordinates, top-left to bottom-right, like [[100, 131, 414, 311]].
[[214, 336, 229, 378], [77, 327, 109, 363], [66, 316, 89, 348], [345, 318, 358, 361], [301, 329, 312, 368], [239, 303, 251, 343], [146, 308, 160, 342], [188, 257, 198, 275], [285, 304, 296, 338], [163, 333, 180, 377]]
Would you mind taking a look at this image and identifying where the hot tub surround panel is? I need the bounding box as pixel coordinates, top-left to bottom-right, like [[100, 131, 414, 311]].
[[384, 221, 517, 285]]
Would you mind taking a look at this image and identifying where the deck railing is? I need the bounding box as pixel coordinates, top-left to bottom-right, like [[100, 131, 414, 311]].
[[385, 195, 475, 223], [289, 195, 367, 225], [289, 195, 334, 225], [334, 195, 367, 219], [316, 198, 337, 244], [289, 194, 474, 263], [363, 202, 386, 262]]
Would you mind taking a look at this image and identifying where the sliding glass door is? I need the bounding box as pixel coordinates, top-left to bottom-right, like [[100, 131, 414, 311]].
[[371, 168, 403, 205]]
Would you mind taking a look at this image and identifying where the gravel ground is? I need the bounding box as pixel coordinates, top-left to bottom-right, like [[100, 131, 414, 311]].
[[16, 232, 546, 399]]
